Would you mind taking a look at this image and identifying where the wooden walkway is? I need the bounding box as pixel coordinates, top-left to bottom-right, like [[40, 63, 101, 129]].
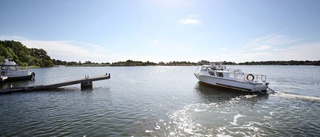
[[0, 73, 111, 94]]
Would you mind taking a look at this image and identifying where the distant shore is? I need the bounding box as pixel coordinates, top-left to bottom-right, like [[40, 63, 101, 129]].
[[1, 40, 319, 68], [54, 60, 320, 67]]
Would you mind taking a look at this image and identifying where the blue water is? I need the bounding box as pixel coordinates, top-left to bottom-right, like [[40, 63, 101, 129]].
[[0, 65, 319, 136]]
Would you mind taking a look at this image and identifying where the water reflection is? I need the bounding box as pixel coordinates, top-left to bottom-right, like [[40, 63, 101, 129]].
[[1, 66, 318, 136], [0, 80, 35, 89], [194, 82, 269, 104], [145, 82, 273, 136]]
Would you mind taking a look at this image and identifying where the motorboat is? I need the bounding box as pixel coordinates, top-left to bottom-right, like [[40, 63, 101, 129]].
[[0, 59, 35, 82], [194, 63, 269, 93]]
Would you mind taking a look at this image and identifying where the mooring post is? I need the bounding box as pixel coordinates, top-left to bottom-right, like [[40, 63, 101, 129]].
[[81, 75, 92, 89], [81, 80, 93, 89]]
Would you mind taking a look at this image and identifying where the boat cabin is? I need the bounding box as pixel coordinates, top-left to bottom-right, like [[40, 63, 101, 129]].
[[200, 65, 230, 78], [1, 59, 22, 74], [198, 64, 266, 83]]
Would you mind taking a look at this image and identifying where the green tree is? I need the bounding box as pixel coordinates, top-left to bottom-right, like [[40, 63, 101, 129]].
[[0, 40, 54, 67]]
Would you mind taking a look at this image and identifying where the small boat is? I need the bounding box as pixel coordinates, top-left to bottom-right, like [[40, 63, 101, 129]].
[[194, 63, 269, 93], [0, 59, 35, 82]]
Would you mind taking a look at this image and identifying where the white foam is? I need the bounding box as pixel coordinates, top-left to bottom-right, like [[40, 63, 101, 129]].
[[273, 92, 320, 102], [145, 130, 153, 133], [243, 95, 258, 98], [217, 134, 233, 137], [154, 123, 161, 130], [230, 114, 245, 125]]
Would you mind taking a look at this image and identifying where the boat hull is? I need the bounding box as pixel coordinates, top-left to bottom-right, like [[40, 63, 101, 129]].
[[3, 72, 35, 82], [195, 74, 268, 92]]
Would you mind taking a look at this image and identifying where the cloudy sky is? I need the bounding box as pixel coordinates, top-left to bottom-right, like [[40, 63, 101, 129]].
[[1, 0, 319, 63]]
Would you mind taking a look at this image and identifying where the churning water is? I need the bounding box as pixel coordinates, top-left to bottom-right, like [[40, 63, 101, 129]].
[[0, 65, 319, 136]]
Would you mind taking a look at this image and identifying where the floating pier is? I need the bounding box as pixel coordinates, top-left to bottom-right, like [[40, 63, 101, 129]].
[[0, 73, 111, 94]]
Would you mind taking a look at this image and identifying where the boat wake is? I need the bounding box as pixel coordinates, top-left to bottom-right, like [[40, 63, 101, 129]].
[[147, 93, 320, 137], [150, 95, 268, 137], [272, 92, 320, 102]]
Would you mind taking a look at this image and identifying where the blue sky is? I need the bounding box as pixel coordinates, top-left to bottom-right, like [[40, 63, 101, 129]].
[[1, 0, 319, 63]]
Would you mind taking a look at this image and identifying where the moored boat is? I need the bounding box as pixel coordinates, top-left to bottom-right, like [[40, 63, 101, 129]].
[[194, 63, 269, 93], [0, 59, 35, 82]]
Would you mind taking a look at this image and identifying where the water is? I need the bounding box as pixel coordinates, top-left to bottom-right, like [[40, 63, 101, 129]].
[[0, 65, 319, 136]]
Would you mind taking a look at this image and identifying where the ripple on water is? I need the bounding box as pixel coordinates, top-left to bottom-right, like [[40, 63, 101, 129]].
[[145, 94, 320, 137], [142, 95, 265, 136]]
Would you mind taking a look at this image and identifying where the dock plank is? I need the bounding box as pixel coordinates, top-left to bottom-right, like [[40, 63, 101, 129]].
[[0, 73, 110, 94]]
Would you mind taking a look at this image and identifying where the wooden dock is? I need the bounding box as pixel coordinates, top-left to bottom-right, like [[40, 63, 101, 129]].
[[0, 73, 111, 94]]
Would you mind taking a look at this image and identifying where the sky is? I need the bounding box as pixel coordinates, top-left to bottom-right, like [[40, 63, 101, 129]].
[[1, 0, 320, 63]]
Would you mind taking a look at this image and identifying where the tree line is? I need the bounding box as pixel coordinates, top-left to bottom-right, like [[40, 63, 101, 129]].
[[1, 40, 319, 67], [238, 60, 320, 65], [0, 40, 54, 67]]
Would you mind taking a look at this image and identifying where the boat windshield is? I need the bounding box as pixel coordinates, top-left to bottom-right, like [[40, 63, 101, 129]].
[[9, 66, 18, 71], [201, 66, 208, 71]]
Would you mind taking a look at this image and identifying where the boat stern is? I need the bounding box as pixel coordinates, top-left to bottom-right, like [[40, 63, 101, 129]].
[[252, 82, 269, 93]]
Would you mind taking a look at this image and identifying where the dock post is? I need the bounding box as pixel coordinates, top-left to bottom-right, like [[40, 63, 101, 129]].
[[81, 81, 93, 89]]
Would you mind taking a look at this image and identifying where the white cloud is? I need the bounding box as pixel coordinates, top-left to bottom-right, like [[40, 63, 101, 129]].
[[277, 42, 320, 60], [253, 45, 273, 51], [23, 40, 113, 62], [246, 34, 299, 50], [239, 33, 320, 61], [0, 36, 120, 62], [179, 19, 202, 25], [154, 40, 160, 43], [188, 14, 198, 18], [150, 0, 195, 7], [202, 42, 320, 63], [0, 36, 24, 40], [219, 48, 228, 52]]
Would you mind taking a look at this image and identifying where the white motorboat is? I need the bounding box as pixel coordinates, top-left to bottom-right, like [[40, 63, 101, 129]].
[[194, 63, 269, 93], [0, 59, 35, 82]]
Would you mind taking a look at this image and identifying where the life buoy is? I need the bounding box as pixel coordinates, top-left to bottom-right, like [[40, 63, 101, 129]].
[[246, 74, 254, 81]]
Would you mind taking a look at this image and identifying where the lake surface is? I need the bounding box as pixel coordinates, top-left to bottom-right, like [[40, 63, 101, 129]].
[[1, 65, 320, 136]]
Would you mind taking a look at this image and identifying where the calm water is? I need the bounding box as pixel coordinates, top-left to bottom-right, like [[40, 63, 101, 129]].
[[0, 66, 319, 136]]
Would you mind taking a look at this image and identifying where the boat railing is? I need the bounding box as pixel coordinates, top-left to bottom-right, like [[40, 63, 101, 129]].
[[4, 70, 30, 77], [230, 71, 267, 83]]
